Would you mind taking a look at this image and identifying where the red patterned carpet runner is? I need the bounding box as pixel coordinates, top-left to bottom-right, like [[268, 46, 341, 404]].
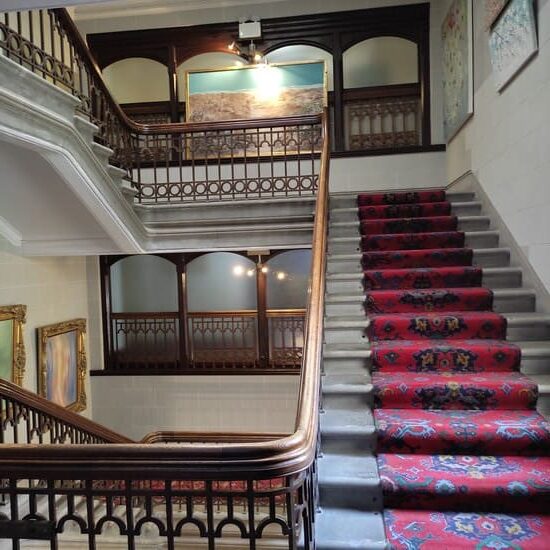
[[358, 190, 550, 549]]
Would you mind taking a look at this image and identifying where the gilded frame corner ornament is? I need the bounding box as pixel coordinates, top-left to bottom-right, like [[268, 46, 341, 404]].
[[37, 318, 87, 413], [0, 304, 27, 386]]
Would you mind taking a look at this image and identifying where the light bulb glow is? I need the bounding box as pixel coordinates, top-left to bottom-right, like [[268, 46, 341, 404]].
[[276, 271, 286, 280], [253, 65, 282, 102], [233, 265, 244, 276], [261, 266, 268, 274], [246, 269, 255, 277]]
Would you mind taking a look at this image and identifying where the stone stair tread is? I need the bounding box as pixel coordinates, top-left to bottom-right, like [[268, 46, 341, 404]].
[[326, 287, 536, 303], [328, 247, 512, 262], [330, 214, 489, 229], [322, 383, 373, 395], [320, 408, 375, 433], [318, 453, 379, 486], [314, 508, 387, 550], [323, 373, 370, 385], [330, 229, 498, 244]]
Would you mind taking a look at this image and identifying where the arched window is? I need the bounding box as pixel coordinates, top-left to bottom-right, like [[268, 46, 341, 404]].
[[343, 37, 418, 89], [102, 58, 170, 104], [265, 250, 311, 310]]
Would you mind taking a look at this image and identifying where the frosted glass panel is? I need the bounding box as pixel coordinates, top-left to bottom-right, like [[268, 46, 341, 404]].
[[103, 58, 170, 103], [187, 253, 257, 311], [111, 255, 178, 312], [343, 37, 418, 89], [266, 250, 311, 309]]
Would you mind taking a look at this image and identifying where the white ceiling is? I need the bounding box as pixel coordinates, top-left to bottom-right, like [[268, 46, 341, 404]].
[[0, 0, 114, 11]]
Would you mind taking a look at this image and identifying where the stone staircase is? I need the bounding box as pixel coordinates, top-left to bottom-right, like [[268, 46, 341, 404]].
[[314, 190, 550, 549]]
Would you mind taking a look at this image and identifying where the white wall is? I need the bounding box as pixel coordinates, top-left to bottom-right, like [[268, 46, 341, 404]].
[[442, 0, 550, 289], [330, 151, 447, 194], [0, 236, 98, 418], [91, 374, 300, 440]]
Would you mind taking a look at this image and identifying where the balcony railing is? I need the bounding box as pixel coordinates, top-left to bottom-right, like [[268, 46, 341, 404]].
[[0, 7, 329, 548], [108, 309, 306, 372], [0, 8, 322, 204]]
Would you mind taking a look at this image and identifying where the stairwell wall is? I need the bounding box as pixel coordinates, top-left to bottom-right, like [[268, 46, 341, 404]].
[[443, 0, 550, 291], [0, 236, 99, 418]]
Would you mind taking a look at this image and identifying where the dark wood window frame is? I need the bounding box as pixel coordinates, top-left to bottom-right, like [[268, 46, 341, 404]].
[[98, 250, 310, 376], [87, 2, 433, 153]]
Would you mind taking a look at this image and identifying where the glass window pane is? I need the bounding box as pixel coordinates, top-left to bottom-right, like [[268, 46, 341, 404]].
[[266, 250, 311, 310]]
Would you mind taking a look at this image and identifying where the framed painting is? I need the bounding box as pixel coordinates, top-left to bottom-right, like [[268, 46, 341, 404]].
[[0, 305, 26, 386], [442, 0, 474, 143], [186, 60, 327, 123], [485, 0, 510, 28], [489, 0, 538, 91], [38, 319, 87, 412]]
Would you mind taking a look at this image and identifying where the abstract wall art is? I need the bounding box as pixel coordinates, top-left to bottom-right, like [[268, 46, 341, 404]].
[[442, 0, 474, 142], [38, 318, 87, 412], [489, 0, 538, 91], [485, 0, 510, 28]]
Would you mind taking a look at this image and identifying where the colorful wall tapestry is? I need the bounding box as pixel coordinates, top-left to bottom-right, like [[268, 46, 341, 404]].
[[485, 0, 510, 28], [489, 0, 538, 91], [186, 61, 326, 123], [442, 0, 474, 142]]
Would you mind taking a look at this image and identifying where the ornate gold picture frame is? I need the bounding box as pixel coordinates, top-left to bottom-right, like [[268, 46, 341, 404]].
[[38, 319, 87, 412], [0, 304, 26, 386]]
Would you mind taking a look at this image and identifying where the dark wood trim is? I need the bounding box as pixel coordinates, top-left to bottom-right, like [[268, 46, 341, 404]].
[[168, 44, 179, 123], [256, 265, 269, 368], [90, 368, 300, 376], [341, 83, 420, 101], [330, 143, 445, 158], [99, 256, 113, 372], [177, 255, 189, 369]]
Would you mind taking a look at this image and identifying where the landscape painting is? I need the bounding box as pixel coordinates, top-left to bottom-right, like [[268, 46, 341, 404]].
[[0, 305, 26, 386], [38, 319, 86, 412], [186, 61, 326, 123], [489, 0, 538, 91], [442, 0, 474, 142]]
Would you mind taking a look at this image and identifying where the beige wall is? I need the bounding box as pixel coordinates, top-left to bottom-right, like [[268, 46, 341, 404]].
[[442, 0, 550, 289], [0, 237, 100, 418], [102, 57, 170, 104]]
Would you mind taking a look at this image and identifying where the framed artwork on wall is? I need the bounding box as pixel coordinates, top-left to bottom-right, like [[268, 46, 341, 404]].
[[488, 0, 538, 91], [0, 305, 26, 386], [186, 60, 326, 123], [485, 0, 511, 28], [38, 319, 87, 412], [442, 0, 474, 143]]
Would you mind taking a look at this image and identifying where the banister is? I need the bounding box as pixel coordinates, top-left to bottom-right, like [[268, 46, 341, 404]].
[[0, 110, 329, 479], [0, 379, 133, 444]]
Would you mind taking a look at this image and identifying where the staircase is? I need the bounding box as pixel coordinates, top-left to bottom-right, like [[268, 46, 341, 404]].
[[315, 189, 550, 549]]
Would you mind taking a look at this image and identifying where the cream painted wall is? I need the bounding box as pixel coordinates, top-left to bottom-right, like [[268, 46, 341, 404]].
[[442, 0, 550, 289], [0, 237, 99, 419], [91, 374, 300, 440], [102, 57, 170, 104], [343, 37, 418, 88]]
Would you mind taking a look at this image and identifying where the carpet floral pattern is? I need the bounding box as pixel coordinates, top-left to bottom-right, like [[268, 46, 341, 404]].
[[358, 190, 550, 548]]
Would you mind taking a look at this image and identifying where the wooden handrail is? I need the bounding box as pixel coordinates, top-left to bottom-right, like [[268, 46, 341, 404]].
[[0, 379, 133, 444], [0, 110, 329, 479], [140, 431, 290, 444]]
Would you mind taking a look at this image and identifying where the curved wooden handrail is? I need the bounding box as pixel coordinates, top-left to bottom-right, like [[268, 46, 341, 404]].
[[0, 379, 133, 444], [140, 431, 290, 444], [0, 111, 329, 479]]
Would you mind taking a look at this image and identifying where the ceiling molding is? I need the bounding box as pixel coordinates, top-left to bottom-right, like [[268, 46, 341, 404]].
[[73, 0, 289, 21]]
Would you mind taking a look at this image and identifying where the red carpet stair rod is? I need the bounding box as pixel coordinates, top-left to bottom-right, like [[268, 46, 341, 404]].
[[357, 189, 550, 549]]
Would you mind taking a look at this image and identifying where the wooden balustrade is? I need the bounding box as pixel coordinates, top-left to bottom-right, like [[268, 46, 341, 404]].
[[106, 310, 306, 372], [343, 83, 421, 151]]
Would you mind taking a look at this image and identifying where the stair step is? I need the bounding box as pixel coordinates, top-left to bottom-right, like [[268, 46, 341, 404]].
[[327, 247, 511, 274], [325, 287, 536, 316], [314, 508, 387, 550], [328, 230, 499, 254], [320, 408, 376, 453], [318, 453, 381, 511], [322, 380, 373, 409], [326, 266, 522, 293]]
